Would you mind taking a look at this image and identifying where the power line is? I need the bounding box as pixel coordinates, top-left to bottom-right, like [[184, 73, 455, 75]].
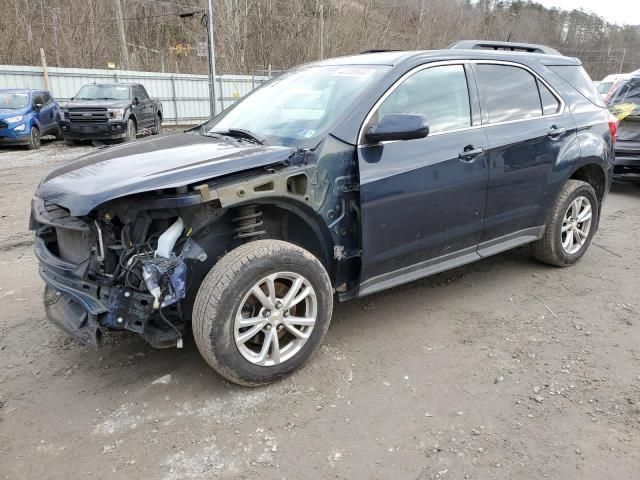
[[32, 10, 203, 27]]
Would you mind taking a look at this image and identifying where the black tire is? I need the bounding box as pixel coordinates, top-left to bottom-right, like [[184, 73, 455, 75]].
[[54, 126, 64, 141], [124, 119, 136, 142], [151, 114, 162, 135], [532, 179, 599, 267], [26, 126, 41, 150], [192, 240, 333, 387]]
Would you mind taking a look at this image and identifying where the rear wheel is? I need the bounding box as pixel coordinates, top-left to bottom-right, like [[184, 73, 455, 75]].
[[151, 114, 162, 135], [26, 127, 41, 150], [192, 240, 333, 386], [532, 179, 599, 266]]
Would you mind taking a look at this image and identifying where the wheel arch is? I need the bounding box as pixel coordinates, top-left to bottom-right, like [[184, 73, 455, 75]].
[[240, 198, 337, 279], [29, 118, 41, 132], [127, 112, 137, 127], [568, 162, 607, 204]]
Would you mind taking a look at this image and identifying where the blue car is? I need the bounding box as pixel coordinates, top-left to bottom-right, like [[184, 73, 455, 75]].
[[0, 89, 62, 149]]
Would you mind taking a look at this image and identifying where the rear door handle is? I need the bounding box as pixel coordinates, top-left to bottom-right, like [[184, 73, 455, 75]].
[[458, 146, 484, 162], [547, 126, 567, 139]]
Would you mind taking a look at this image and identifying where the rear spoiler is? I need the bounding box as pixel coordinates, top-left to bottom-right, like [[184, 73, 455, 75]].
[[448, 40, 562, 56]]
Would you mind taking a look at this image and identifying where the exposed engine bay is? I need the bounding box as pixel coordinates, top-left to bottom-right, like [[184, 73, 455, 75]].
[[30, 142, 362, 349], [32, 194, 223, 348]]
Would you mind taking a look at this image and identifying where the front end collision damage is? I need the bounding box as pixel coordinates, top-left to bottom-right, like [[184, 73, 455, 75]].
[[32, 135, 361, 347]]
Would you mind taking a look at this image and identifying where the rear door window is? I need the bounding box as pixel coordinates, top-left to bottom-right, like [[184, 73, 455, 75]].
[[475, 64, 542, 123], [375, 64, 471, 134]]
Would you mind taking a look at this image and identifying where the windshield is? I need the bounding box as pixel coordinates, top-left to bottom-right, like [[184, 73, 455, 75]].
[[202, 65, 389, 147], [75, 84, 130, 100], [0, 93, 29, 109]]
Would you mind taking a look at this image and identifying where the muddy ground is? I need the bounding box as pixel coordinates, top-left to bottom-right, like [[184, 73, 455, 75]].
[[1, 138, 639, 480]]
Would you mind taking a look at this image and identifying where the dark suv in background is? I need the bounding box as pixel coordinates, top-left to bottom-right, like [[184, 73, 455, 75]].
[[31, 40, 614, 386], [59, 83, 162, 144], [606, 70, 640, 179]]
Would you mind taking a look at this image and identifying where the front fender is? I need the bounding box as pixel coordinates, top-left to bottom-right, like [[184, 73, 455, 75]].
[[26, 113, 39, 131], [125, 110, 136, 125]]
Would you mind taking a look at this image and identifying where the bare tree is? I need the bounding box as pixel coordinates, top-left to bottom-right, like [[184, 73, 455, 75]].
[[0, 0, 639, 76]]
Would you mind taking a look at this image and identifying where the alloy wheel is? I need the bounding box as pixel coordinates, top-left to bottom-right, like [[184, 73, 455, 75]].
[[561, 196, 592, 254], [234, 272, 317, 366], [32, 128, 40, 148]]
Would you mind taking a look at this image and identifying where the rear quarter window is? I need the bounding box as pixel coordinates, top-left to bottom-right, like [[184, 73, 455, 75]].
[[549, 65, 606, 108]]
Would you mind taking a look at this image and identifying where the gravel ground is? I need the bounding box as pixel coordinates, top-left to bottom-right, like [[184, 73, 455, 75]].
[[1, 139, 639, 480]]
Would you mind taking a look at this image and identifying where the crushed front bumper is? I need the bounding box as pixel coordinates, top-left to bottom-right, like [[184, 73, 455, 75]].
[[35, 235, 181, 348], [35, 236, 110, 346]]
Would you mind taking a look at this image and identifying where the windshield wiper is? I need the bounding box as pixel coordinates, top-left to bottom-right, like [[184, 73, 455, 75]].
[[210, 128, 266, 145]]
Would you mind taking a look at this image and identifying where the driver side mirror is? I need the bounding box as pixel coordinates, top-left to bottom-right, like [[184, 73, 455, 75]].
[[133, 96, 140, 105], [365, 113, 429, 144], [33, 100, 44, 110]]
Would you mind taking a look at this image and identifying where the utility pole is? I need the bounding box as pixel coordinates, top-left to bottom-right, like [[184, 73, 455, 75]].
[[114, 0, 130, 70], [206, 0, 218, 116], [40, 48, 50, 91], [318, 1, 324, 60], [618, 48, 627, 74]]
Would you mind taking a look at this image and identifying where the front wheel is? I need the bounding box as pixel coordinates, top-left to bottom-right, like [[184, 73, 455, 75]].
[[54, 126, 64, 141], [123, 119, 136, 142], [26, 127, 41, 150], [532, 179, 599, 266], [192, 240, 333, 386]]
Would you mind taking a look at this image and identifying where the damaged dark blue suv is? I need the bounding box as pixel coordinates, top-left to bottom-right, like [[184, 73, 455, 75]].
[[31, 40, 615, 386]]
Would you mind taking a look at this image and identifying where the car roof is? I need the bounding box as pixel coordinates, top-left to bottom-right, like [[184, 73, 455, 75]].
[[601, 73, 630, 81], [0, 88, 38, 94], [307, 48, 580, 68], [85, 83, 135, 88]]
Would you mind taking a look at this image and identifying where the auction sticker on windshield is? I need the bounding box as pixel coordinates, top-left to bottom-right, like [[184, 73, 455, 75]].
[[330, 67, 376, 78]]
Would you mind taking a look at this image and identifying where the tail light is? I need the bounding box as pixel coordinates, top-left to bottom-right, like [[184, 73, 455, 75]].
[[608, 114, 618, 144]]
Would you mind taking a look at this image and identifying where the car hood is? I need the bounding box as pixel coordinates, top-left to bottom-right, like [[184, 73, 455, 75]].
[[64, 99, 131, 109], [0, 108, 28, 118], [37, 133, 292, 216]]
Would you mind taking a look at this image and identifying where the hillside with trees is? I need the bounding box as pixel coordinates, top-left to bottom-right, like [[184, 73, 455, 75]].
[[1, 0, 639, 79]]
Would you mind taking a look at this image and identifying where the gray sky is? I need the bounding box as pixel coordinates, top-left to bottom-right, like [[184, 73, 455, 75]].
[[534, 0, 640, 26]]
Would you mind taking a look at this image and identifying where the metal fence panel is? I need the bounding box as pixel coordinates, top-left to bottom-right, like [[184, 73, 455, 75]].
[[0, 65, 269, 125]]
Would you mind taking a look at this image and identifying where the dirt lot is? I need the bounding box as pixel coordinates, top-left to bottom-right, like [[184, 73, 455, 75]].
[[1, 139, 639, 480]]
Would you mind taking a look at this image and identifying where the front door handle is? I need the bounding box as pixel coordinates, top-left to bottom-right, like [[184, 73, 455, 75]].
[[458, 146, 484, 162], [547, 126, 567, 139]]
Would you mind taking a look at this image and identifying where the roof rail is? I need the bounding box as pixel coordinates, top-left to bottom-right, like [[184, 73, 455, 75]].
[[359, 49, 401, 54], [448, 40, 561, 56]]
